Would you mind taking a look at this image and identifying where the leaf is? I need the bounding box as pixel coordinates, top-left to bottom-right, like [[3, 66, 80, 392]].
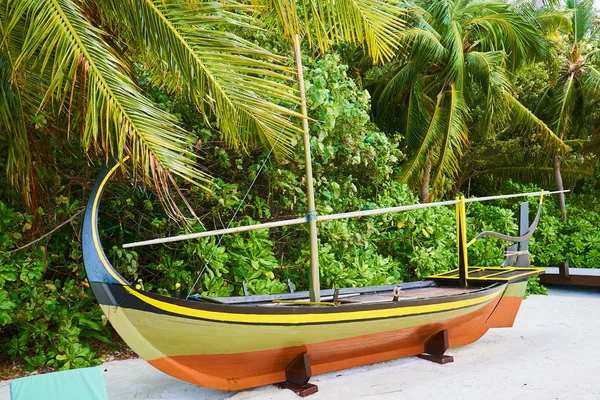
[[80, 331, 119, 350], [4, 0, 210, 193], [99, 0, 302, 157], [253, 0, 408, 63]]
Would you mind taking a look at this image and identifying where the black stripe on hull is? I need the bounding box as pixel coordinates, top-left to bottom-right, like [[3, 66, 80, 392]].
[[90, 281, 505, 326]]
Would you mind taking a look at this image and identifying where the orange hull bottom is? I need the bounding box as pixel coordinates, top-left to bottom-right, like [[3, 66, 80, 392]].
[[149, 295, 523, 391]]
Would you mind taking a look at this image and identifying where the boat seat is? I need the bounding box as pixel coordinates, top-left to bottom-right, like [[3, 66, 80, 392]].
[[187, 294, 228, 304]]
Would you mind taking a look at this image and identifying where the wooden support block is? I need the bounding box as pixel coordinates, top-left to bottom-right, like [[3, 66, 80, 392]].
[[417, 353, 454, 364], [417, 330, 454, 365], [559, 262, 570, 280], [278, 353, 319, 397]]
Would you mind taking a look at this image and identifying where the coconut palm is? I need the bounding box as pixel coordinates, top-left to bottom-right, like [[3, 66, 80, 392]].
[[533, 0, 600, 220], [369, 0, 568, 202], [0, 0, 407, 208]]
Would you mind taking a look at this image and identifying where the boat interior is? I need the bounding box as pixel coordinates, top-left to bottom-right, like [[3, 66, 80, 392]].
[[182, 263, 543, 307], [187, 278, 493, 307]]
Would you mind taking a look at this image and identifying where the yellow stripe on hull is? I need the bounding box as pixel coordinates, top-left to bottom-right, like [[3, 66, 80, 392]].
[[100, 292, 500, 359]]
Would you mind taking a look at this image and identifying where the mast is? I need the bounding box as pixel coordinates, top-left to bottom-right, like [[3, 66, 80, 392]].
[[293, 34, 320, 302]]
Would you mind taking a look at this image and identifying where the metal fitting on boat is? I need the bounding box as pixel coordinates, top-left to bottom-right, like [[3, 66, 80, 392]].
[[392, 287, 401, 302]]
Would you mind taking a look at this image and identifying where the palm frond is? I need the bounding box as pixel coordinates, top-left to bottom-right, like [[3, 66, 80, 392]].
[[252, 0, 407, 63], [462, 6, 546, 70], [429, 83, 469, 196], [583, 65, 600, 96], [508, 94, 570, 153], [465, 141, 592, 188], [568, 0, 594, 44], [552, 73, 576, 139], [530, 8, 571, 34], [442, 21, 465, 89], [466, 50, 510, 139], [456, 0, 511, 18], [6, 0, 210, 189], [0, 49, 32, 206], [402, 27, 447, 63], [373, 61, 420, 127], [403, 76, 431, 152], [395, 87, 447, 186], [97, 0, 302, 157]]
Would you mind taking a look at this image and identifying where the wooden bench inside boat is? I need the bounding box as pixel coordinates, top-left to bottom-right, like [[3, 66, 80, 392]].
[[193, 281, 438, 305], [190, 280, 491, 306]]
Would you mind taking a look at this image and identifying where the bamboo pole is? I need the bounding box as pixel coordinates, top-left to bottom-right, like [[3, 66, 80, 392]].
[[123, 217, 308, 248], [122, 190, 568, 249], [293, 34, 320, 302], [463, 190, 556, 203]]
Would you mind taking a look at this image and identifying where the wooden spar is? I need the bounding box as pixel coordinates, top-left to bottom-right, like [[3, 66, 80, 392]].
[[463, 190, 556, 203], [122, 189, 568, 249], [123, 199, 460, 248], [123, 217, 306, 248], [294, 34, 320, 302]]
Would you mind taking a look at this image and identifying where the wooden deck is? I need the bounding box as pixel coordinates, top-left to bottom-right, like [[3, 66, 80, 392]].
[[540, 265, 600, 287], [427, 266, 544, 286], [339, 287, 479, 304]]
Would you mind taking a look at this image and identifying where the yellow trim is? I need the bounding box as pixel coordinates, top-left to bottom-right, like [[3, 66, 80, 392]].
[[92, 159, 129, 285], [128, 288, 501, 324], [91, 160, 504, 324], [427, 266, 544, 282], [455, 196, 469, 286], [480, 270, 517, 278], [460, 196, 469, 283]]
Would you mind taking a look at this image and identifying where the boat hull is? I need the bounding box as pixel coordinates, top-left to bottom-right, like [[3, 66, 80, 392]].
[[95, 281, 525, 391]]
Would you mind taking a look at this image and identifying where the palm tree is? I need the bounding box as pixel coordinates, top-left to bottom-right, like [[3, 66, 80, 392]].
[[0, 0, 407, 208], [533, 0, 600, 221], [369, 0, 567, 202]]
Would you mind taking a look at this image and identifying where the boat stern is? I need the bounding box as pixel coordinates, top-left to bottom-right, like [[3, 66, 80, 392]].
[[427, 266, 544, 328], [486, 280, 528, 328]]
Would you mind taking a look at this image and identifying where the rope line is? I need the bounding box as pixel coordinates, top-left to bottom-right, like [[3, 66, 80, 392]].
[[186, 107, 299, 299]]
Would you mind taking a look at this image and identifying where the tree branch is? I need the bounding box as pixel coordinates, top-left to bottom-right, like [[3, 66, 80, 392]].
[[10, 208, 85, 253]]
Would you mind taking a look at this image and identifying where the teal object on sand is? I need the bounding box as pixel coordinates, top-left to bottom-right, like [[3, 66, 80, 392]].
[[10, 366, 107, 400]]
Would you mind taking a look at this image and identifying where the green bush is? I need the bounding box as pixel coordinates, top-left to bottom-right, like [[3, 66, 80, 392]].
[[2, 51, 596, 374], [0, 200, 113, 371]]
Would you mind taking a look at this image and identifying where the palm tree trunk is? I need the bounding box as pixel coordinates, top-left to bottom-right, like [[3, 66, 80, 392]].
[[419, 159, 432, 203], [553, 152, 567, 221]]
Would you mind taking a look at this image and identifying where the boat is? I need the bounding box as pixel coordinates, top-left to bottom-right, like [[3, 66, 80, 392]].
[[81, 36, 556, 394]]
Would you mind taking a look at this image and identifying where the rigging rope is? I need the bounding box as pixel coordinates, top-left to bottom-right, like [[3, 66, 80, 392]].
[[186, 106, 299, 299]]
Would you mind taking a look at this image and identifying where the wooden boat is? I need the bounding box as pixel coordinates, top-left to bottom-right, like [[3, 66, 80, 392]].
[[81, 37, 555, 393], [83, 166, 558, 393]]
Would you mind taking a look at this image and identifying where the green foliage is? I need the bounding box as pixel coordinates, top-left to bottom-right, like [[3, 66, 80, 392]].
[[3, 24, 600, 376], [0, 200, 112, 371], [525, 276, 548, 298]]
